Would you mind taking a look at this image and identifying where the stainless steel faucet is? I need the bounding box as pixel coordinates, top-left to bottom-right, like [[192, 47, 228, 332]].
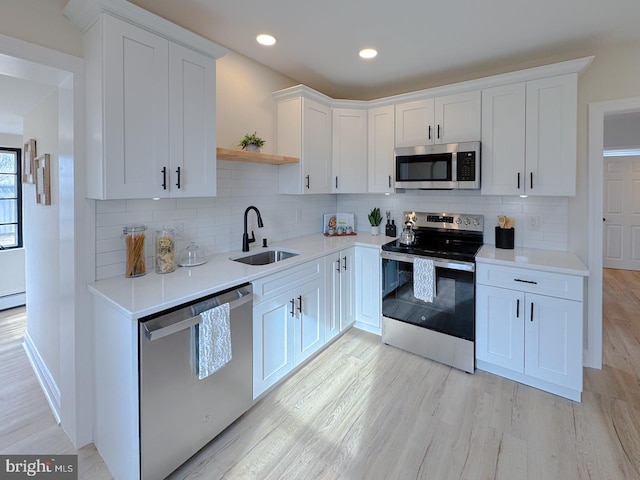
[[242, 206, 264, 251]]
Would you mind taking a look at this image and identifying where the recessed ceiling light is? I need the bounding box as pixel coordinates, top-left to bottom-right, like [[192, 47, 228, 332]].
[[359, 48, 378, 59], [257, 34, 276, 46]]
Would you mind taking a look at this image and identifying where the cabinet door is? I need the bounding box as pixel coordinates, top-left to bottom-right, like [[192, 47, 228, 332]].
[[303, 98, 332, 194], [525, 74, 577, 196], [294, 277, 325, 364], [340, 248, 356, 330], [395, 99, 435, 147], [103, 14, 169, 199], [435, 91, 481, 144], [476, 285, 525, 372], [325, 253, 341, 342], [524, 293, 582, 390], [481, 83, 526, 195], [354, 246, 381, 333], [253, 293, 295, 398], [367, 105, 395, 193], [332, 108, 367, 193], [168, 43, 217, 197]]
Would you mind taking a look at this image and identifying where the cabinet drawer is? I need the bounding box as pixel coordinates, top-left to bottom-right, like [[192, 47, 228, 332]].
[[252, 259, 324, 304], [476, 263, 583, 301]]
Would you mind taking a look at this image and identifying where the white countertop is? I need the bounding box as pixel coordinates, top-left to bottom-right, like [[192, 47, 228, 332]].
[[476, 245, 589, 276], [88, 233, 393, 319]]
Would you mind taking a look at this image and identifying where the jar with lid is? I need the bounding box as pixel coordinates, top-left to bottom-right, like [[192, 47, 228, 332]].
[[123, 224, 147, 277], [155, 226, 176, 274]]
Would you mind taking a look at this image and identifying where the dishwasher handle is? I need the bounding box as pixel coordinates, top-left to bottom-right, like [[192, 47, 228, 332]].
[[143, 287, 252, 341]]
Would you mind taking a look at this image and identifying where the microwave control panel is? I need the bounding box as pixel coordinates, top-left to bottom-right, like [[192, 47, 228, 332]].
[[456, 152, 476, 181]]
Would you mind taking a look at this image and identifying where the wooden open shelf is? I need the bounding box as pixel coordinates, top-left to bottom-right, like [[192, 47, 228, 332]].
[[216, 147, 299, 165]]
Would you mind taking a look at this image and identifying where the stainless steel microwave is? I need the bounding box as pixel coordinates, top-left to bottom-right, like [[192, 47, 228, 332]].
[[394, 141, 481, 190]]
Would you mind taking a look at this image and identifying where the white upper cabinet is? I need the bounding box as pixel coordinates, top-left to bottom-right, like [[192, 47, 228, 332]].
[[525, 75, 577, 196], [67, 0, 225, 200], [482, 74, 578, 196], [367, 105, 395, 193], [395, 91, 481, 147], [275, 87, 332, 194], [481, 83, 526, 196], [332, 108, 368, 193], [168, 43, 217, 198]]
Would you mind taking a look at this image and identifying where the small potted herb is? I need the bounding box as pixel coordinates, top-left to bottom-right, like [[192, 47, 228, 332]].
[[239, 132, 265, 152], [368, 207, 383, 236]]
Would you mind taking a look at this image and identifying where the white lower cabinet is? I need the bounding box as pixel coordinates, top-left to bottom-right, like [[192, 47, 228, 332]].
[[252, 259, 326, 398], [475, 263, 584, 401], [326, 248, 356, 342], [354, 246, 381, 335]]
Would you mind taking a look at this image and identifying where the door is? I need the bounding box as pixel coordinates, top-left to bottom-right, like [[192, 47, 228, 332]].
[[168, 43, 217, 197], [524, 293, 582, 391], [395, 99, 435, 147], [603, 156, 640, 270], [340, 248, 356, 330], [435, 90, 481, 144], [294, 277, 325, 363], [355, 246, 381, 333], [525, 74, 577, 196], [476, 285, 524, 372], [367, 105, 395, 193], [253, 292, 295, 397], [332, 108, 367, 193], [303, 98, 332, 194], [326, 253, 341, 342], [481, 83, 526, 195], [103, 14, 169, 199]]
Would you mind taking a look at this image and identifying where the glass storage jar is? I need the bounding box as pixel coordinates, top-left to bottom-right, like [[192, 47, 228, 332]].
[[155, 227, 176, 274], [123, 224, 147, 277]]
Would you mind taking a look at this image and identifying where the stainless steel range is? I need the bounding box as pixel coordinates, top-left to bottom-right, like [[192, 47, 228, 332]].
[[381, 212, 484, 373]]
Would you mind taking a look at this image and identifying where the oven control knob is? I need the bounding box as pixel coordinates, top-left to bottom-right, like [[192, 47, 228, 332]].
[[464, 218, 470, 226], [455, 218, 462, 225], [473, 218, 481, 226]]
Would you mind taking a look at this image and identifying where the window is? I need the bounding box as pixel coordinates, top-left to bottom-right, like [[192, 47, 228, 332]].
[[0, 147, 22, 249]]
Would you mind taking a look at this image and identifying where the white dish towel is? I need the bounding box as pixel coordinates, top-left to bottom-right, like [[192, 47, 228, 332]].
[[197, 302, 232, 379], [414, 258, 436, 303]]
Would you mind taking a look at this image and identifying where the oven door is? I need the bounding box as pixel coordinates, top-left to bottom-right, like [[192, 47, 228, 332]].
[[394, 150, 456, 189], [381, 251, 475, 341]]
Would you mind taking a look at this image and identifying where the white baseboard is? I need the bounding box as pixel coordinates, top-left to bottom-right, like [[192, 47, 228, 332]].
[[0, 292, 26, 311], [23, 331, 61, 424]]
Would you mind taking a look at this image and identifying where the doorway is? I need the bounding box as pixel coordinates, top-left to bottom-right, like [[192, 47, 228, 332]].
[[588, 96, 640, 369], [0, 35, 92, 448]]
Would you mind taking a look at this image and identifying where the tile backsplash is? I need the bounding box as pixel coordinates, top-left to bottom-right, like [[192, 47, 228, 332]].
[[337, 190, 569, 252], [95, 162, 569, 280], [95, 161, 335, 280]]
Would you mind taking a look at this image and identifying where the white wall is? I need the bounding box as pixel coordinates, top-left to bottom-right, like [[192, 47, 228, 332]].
[[23, 89, 61, 404], [0, 133, 25, 306], [603, 112, 640, 149], [0, 0, 82, 58]]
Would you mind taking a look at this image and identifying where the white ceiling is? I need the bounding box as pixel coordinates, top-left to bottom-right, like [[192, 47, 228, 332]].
[[129, 0, 640, 100]]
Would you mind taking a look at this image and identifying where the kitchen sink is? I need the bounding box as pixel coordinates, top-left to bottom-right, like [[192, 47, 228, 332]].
[[231, 249, 300, 266]]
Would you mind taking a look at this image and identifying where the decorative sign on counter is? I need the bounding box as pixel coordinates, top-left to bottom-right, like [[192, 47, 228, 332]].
[[323, 213, 356, 236]]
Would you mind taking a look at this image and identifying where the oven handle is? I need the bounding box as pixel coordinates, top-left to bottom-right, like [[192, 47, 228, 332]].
[[381, 250, 475, 272]]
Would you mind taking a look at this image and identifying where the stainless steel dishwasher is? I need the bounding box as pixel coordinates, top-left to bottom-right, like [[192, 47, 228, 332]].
[[139, 283, 253, 480]]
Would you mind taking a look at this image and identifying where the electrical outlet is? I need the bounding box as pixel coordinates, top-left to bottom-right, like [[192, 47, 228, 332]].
[[527, 215, 540, 231]]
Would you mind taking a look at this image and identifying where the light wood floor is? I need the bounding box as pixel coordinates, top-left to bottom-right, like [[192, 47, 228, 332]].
[[2, 268, 640, 479]]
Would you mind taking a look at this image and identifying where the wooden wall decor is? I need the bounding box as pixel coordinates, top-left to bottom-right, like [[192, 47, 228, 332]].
[[22, 138, 36, 184], [34, 153, 51, 205]]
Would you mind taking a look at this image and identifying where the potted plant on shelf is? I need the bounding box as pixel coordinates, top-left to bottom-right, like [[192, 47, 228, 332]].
[[368, 207, 383, 236], [238, 132, 265, 152]]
